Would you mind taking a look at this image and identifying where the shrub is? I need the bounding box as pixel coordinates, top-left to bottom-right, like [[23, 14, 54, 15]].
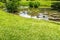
[[34, 2, 40, 8], [0, 2, 5, 9], [5, 0, 20, 13], [51, 2, 60, 11], [29, 2, 34, 8], [29, 1, 40, 8]]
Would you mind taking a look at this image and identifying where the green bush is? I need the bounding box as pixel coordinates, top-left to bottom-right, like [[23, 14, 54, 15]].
[[51, 2, 60, 11], [34, 2, 40, 8], [29, 1, 40, 8], [5, 0, 20, 13], [0, 2, 5, 9], [29, 2, 34, 8]]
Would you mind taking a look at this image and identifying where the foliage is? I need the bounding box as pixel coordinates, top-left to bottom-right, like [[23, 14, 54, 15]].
[[5, 0, 20, 13], [19, 1, 51, 8], [51, 2, 60, 11], [29, 1, 40, 8], [29, 1, 34, 8], [20, 1, 29, 6], [34, 2, 40, 8], [0, 0, 4, 2], [0, 2, 5, 9]]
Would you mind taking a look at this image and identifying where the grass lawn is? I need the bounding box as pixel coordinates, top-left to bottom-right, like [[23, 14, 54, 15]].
[[19, 1, 60, 8], [0, 10, 60, 40], [20, 1, 51, 8]]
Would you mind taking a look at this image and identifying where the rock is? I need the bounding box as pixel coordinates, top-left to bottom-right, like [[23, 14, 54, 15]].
[[37, 13, 44, 18], [43, 15, 49, 20], [19, 11, 31, 18], [31, 16, 37, 19], [19, 12, 49, 20]]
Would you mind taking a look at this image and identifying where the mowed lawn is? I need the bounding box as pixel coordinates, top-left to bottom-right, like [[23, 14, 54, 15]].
[[0, 10, 60, 40]]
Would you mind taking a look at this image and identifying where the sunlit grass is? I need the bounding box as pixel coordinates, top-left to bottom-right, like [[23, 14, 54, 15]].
[[0, 10, 60, 40]]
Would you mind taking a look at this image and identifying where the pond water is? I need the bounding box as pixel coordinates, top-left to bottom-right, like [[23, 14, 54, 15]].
[[19, 11, 31, 18], [19, 8, 60, 21], [19, 10, 49, 20]]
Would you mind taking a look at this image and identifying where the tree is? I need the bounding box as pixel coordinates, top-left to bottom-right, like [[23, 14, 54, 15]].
[[51, 2, 60, 11]]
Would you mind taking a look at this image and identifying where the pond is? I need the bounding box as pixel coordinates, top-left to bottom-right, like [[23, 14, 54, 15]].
[[19, 8, 60, 21], [19, 11, 49, 20]]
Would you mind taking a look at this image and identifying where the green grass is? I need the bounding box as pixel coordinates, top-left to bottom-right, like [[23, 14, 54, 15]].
[[19, 1, 60, 8], [0, 10, 60, 40], [19, 1, 51, 8]]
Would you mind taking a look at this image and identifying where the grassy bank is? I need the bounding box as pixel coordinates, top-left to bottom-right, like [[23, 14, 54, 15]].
[[19, 1, 51, 8], [19, 1, 60, 8], [0, 10, 60, 40]]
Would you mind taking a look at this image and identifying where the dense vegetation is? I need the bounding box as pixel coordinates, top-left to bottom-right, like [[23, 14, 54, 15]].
[[29, 1, 40, 8], [51, 2, 60, 11], [0, 2, 5, 9], [1, 0, 60, 13], [5, 0, 20, 13]]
